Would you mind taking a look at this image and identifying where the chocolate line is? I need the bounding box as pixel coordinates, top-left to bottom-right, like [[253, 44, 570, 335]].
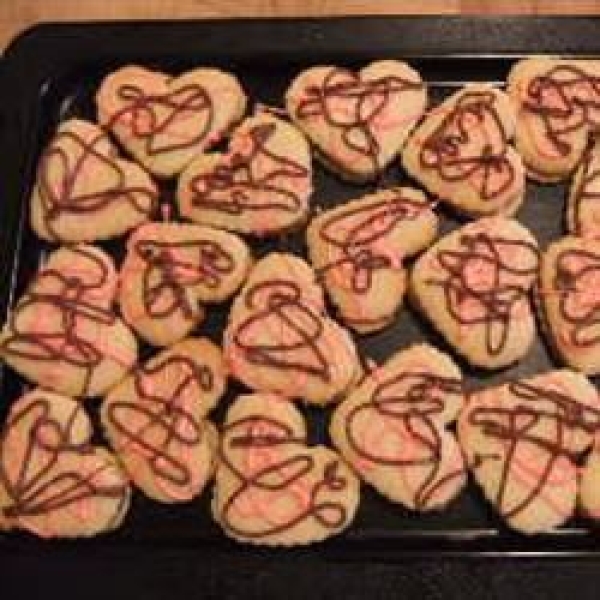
[[427, 232, 539, 356], [419, 91, 515, 201], [188, 122, 308, 217], [218, 414, 348, 539]]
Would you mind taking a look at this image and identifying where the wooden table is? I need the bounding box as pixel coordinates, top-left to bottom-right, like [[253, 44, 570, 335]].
[[1, 0, 599, 52]]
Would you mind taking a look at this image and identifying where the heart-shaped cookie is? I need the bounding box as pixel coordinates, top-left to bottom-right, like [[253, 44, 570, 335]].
[[212, 393, 360, 546], [96, 65, 246, 178], [30, 119, 158, 243], [286, 61, 426, 181], [0, 389, 130, 538], [508, 58, 600, 182], [178, 113, 312, 236], [119, 222, 252, 346], [403, 85, 525, 217], [0, 245, 137, 397], [331, 344, 466, 511], [224, 253, 360, 405], [307, 187, 437, 333], [458, 370, 600, 533], [538, 236, 600, 374], [102, 338, 225, 503], [410, 217, 539, 369]]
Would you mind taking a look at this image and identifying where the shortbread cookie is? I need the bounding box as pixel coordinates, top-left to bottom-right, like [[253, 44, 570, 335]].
[[0, 245, 137, 397], [286, 61, 426, 181], [538, 236, 600, 374], [307, 187, 437, 333], [102, 338, 224, 503], [458, 370, 600, 534], [178, 113, 312, 236], [410, 217, 539, 369], [30, 119, 158, 242], [224, 253, 360, 405], [402, 84, 525, 217], [508, 58, 600, 182], [567, 142, 600, 237], [212, 393, 360, 546], [579, 445, 600, 520], [331, 344, 466, 511], [0, 389, 130, 538], [97, 65, 246, 178], [119, 222, 251, 346]]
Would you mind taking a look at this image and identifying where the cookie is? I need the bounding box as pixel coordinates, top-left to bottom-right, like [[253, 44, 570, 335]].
[[579, 446, 600, 520], [96, 65, 246, 178], [102, 338, 224, 503], [538, 236, 600, 374], [410, 217, 540, 369], [119, 222, 251, 347], [224, 253, 361, 405], [331, 344, 466, 511], [0, 389, 130, 538], [0, 245, 137, 397], [178, 113, 312, 236], [212, 393, 360, 546], [458, 370, 600, 534], [286, 60, 426, 181], [402, 84, 525, 217], [307, 187, 438, 333], [507, 58, 600, 182], [30, 119, 158, 243], [567, 142, 600, 238]]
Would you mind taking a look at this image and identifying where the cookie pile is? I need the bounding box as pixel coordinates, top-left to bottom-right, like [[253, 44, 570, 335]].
[[2, 59, 600, 543]]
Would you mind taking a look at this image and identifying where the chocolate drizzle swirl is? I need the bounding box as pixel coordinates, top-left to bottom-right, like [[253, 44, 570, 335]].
[[468, 380, 600, 520], [419, 91, 515, 201], [106, 354, 213, 489], [109, 82, 214, 155], [345, 372, 464, 509], [295, 67, 424, 172], [188, 122, 309, 216], [218, 414, 348, 539], [232, 280, 330, 381], [427, 232, 539, 356], [316, 192, 431, 295], [134, 238, 236, 320], [523, 65, 600, 156], [37, 129, 157, 240], [571, 149, 600, 235], [0, 396, 127, 521], [554, 248, 600, 347], [0, 247, 117, 396]]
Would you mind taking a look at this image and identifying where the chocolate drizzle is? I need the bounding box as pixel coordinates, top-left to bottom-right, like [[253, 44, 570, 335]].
[[295, 67, 423, 173], [316, 193, 431, 295], [106, 354, 213, 489], [554, 248, 600, 347], [134, 238, 236, 320], [523, 65, 600, 156], [188, 122, 308, 216], [0, 396, 127, 521], [218, 414, 348, 539], [0, 247, 117, 396], [468, 380, 600, 520], [232, 280, 330, 381], [571, 149, 600, 235], [345, 372, 464, 509], [419, 91, 515, 201], [37, 129, 157, 240], [427, 232, 539, 356], [109, 82, 214, 155]]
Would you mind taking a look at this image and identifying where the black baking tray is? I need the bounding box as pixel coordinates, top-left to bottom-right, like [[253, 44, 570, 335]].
[[1, 17, 600, 564]]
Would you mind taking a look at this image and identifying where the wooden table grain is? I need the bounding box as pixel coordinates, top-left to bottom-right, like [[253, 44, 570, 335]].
[[1, 0, 599, 52]]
